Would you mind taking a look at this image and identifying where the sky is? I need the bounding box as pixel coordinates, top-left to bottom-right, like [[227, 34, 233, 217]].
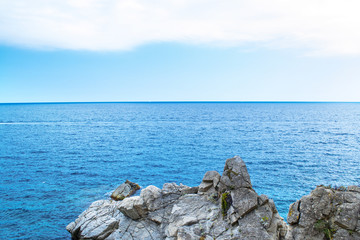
[[1, 0, 360, 102]]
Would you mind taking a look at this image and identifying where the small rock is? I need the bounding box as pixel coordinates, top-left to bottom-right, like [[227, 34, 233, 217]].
[[180, 186, 198, 195], [258, 194, 269, 206], [199, 181, 213, 192], [202, 171, 221, 183], [199, 171, 221, 193], [111, 180, 140, 201], [141, 185, 162, 211], [287, 200, 300, 225]]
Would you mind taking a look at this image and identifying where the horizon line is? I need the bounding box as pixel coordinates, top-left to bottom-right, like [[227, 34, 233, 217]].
[[1, 101, 360, 105]]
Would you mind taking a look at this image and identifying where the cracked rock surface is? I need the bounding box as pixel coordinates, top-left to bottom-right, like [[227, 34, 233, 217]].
[[67, 156, 360, 240], [285, 185, 360, 240]]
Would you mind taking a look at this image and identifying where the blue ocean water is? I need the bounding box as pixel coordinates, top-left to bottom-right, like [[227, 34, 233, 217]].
[[0, 102, 359, 239]]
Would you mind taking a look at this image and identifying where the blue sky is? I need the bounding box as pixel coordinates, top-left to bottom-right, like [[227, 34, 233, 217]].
[[1, 0, 360, 102]]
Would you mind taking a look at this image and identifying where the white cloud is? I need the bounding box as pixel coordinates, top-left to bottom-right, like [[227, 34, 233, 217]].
[[1, 0, 360, 55]]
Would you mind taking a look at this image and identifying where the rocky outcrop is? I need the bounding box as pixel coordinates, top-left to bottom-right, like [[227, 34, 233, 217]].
[[67, 156, 360, 240], [285, 185, 360, 240]]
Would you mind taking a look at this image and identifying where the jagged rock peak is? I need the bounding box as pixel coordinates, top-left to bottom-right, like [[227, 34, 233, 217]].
[[220, 155, 252, 191]]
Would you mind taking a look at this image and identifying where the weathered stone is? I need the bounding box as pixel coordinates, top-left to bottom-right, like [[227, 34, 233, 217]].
[[219, 156, 252, 191], [133, 195, 148, 218], [180, 186, 198, 195], [199, 171, 221, 193], [258, 194, 269, 206], [343, 191, 360, 203], [119, 197, 140, 220], [267, 211, 287, 239], [162, 182, 183, 195], [165, 194, 217, 237], [118, 196, 148, 220], [297, 187, 334, 227], [285, 185, 360, 240], [199, 181, 213, 192], [111, 180, 140, 201], [334, 203, 359, 230], [65, 222, 75, 233], [333, 228, 360, 240], [236, 207, 277, 240], [160, 183, 187, 208], [202, 171, 221, 183], [231, 188, 258, 218], [257, 204, 274, 229], [148, 209, 164, 224], [287, 200, 300, 225], [66, 200, 124, 240], [228, 206, 241, 225], [141, 185, 162, 211]]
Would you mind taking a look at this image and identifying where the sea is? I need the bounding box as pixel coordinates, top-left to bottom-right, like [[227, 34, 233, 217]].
[[0, 102, 359, 239]]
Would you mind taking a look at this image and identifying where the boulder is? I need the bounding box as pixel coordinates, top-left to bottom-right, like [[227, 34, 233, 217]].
[[118, 196, 147, 220], [198, 170, 221, 194], [285, 185, 360, 240], [110, 180, 140, 201], [66, 200, 123, 240], [141, 185, 162, 211], [219, 156, 252, 191]]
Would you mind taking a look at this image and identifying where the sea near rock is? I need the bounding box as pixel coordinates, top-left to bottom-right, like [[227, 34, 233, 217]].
[[67, 156, 360, 240]]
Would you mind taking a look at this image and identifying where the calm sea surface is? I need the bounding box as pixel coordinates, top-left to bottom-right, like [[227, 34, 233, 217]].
[[0, 102, 359, 239]]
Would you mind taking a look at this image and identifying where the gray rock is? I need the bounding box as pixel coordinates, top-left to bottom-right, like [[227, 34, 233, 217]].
[[199, 171, 221, 193], [199, 181, 214, 192], [111, 180, 140, 201], [202, 171, 221, 183], [119, 196, 147, 220], [165, 194, 218, 237], [230, 188, 258, 218], [334, 203, 359, 230], [333, 228, 360, 240], [141, 185, 162, 211], [287, 200, 300, 225], [161, 183, 187, 208], [66, 200, 124, 240], [258, 194, 269, 206], [219, 156, 252, 191], [180, 186, 198, 195], [297, 187, 334, 228], [285, 185, 360, 240], [162, 182, 184, 195]]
